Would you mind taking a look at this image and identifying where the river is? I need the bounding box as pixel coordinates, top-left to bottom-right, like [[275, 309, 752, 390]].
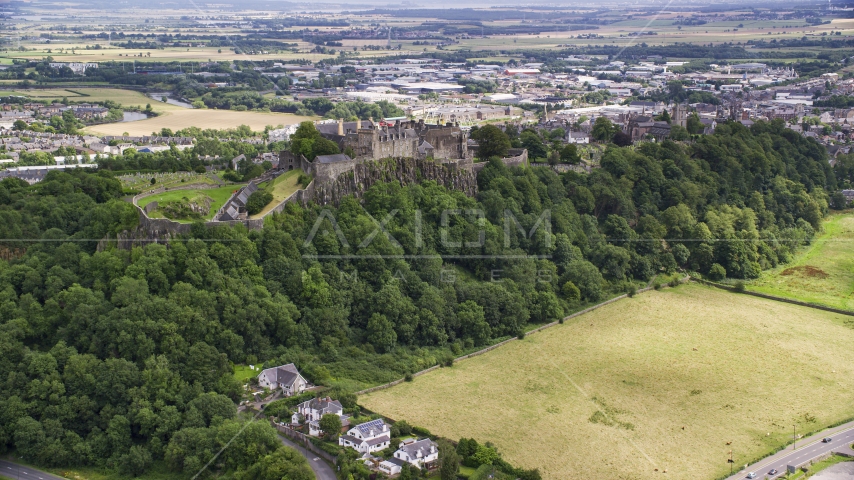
[[147, 93, 194, 109], [121, 111, 149, 123]]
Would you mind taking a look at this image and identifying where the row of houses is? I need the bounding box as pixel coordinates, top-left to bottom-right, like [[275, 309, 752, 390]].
[[257, 364, 438, 477]]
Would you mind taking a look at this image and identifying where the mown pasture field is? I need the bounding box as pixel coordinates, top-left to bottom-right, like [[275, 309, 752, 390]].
[[749, 212, 854, 311], [362, 284, 854, 480]]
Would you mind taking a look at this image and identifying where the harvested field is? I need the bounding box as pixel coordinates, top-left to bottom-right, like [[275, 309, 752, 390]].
[[361, 284, 854, 480], [85, 108, 314, 136]]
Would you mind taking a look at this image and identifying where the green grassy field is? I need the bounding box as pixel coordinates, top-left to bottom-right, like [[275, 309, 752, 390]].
[[361, 284, 854, 480], [749, 212, 854, 310], [137, 185, 242, 222], [233, 364, 261, 383], [251, 169, 305, 219]]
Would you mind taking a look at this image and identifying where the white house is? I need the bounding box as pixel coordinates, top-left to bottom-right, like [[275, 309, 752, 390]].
[[257, 363, 309, 397], [567, 131, 590, 144], [378, 457, 409, 476], [291, 397, 349, 437], [339, 419, 391, 454], [394, 438, 439, 469]]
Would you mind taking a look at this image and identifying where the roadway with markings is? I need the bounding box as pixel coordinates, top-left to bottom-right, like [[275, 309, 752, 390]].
[[0, 459, 66, 480], [724, 421, 854, 480]]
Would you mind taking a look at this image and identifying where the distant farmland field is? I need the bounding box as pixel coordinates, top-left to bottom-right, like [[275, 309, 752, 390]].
[[0, 87, 315, 135], [85, 108, 314, 136], [749, 212, 854, 310], [361, 284, 854, 480]]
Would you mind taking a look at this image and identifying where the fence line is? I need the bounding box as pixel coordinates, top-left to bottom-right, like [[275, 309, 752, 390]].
[[691, 278, 854, 317], [354, 277, 688, 396]]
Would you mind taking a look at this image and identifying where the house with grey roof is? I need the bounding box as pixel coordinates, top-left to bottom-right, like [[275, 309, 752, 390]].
[[217, 182, 258, 221], [378, 457, 409, 476], [339, 419, 391, 454], [393, 438, 439, 470], [257, 363, 309, 397], [292, 396, 349, 437]]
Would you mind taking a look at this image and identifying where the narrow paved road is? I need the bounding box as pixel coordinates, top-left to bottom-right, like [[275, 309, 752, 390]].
[[724, 421, 854, 480], [0, 460, 66, 480], [277, 434, 338, 480]]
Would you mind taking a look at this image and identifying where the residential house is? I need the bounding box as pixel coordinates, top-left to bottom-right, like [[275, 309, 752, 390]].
[[566, 131, 590, 144], [291, 397, 349, 437], [393, 438, 439, 469], [257, 363, 309, 397], [378, 458, 410, 476], [339, 419, 391, 454]]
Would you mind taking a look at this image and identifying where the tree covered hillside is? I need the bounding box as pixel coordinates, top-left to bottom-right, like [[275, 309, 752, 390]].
[[0, 120, 833, 477]]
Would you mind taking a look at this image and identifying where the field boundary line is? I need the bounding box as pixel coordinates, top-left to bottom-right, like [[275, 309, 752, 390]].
[[691, 278, 854, 317], [355, 276, 689, 396]]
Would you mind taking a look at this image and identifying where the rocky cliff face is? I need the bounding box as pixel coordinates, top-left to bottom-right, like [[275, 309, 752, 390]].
[[313, 157, 477, 206]]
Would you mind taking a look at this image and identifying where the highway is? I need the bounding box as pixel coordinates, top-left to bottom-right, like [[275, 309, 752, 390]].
[[0, 460, 66, 480], [724, 421, 854, 480]]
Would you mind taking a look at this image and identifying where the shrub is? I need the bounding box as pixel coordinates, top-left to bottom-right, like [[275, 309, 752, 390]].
[[404, 373, 413, 382], [517, 331, 525, 340], [626, 285, 637, 297], [222, 170, 242, 182], [734, 281, 746, 293], [391, 420, 412, 437], [245, 190, 274, 215], [669, 278, 680, 288], [561, 281, 581, 304], [653, 282, 662, 290], [412, 425, 431, 437], [707, 263, 726, 281]]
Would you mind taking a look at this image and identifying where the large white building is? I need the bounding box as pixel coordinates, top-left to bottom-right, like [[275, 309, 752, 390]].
[[339, 419, 391, 454], [379, 438, 440, 475], [48, 62, 98, 75]]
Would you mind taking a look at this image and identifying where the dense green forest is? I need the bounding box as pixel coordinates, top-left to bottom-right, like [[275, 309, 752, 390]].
[[0, 119, 833, 478]]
